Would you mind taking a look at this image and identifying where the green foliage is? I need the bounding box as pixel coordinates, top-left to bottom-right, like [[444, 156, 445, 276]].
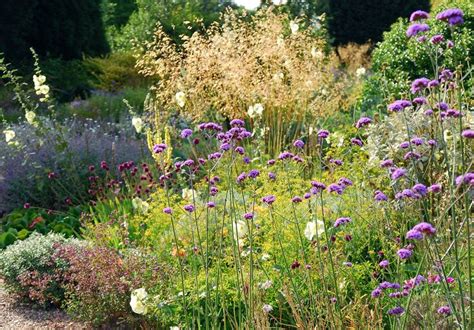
[[107, 0, 234, 51], [327, 0, 430, 46], [361, 0, 474, 113], [0, 0, 109, 64], [84, 52, 147, 92], [0, 207, 83, 248]]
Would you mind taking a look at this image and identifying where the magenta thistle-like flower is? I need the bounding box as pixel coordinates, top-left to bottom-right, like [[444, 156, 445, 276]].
[[437, 305, 451, 315], [430, 34, 444, 44], [462, 129, 474, 138]]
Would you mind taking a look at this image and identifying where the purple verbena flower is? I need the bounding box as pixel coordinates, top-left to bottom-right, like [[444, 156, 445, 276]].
[[371, 288, 382, 298], [430, 34, 444, 44], [262, 195, 276, 205], [268, 172, 276, 180], [184, 204, 195, 212], [379, 260, 389, 268], [410, 77, 430, 94], [243, 212, 254, 220], [411, 137, 424, 146], [317, 129, 329, 139], [412, 183, 427, 196], [237, 172, 247, 183], [406, 23, 430, 38], [380, 159, 394, 168], [413, 97, 426, 105], [397, 248, 412, 259], [406, 229, 423, 240], [248, 169, 260, 179], [293, 139, 305, 148], [400, 141, 410, 149], [388, 100, 412, 112], [436, 8, 464, 25], [428, 183, 442, 193], [412, 222, 436, 236], [235, 146, 245, 154], [355, 117, 372, 129], [334, 217, 351, 228], [163, 207, 173, 214], [292, 196, 303, 203], [410, 10, 429, 21], [181, 129, 193, 139], [153, 143, 167, 154], [374, 190, 388, 202], [230, 119, 245, 127], [391, 168, 407, 180], [328, 183, 344, 195], [388, 306, 405, 316], [351, 138, 363, 146]]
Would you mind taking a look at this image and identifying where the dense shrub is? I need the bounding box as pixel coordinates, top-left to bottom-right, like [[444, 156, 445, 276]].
[[84, 52, 147, 92], [0, 232, 83, 305], [361, 0, 474, 113], [0, 0, 109, 63], [108, 0, 233, 51], [327, 0, 430, 46]]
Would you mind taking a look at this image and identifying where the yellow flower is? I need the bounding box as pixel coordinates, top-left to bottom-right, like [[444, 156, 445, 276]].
[[132, 117, 144, 133], [25, 111, 36, 125], [175, 91, 186, 108], [4, 129, 15, 143]]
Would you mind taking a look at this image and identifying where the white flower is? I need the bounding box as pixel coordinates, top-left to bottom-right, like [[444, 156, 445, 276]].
[[262, 304, 273, 313], [290, 21, 299, 34], [311, 47, 324, 59], [175, 91, 186, 108], [356, 67, 366, 78], [308, 126, 314, 136], [4, 130, 15, 143], [132, 117, 144, 133], [35, 84, 50, 96], [170, 327, 180, 330], [33, 75, 46, 89], [130, 288, 148, 315], [276, 36, 284, 46], [132, 197, 149, 214], [272, 0, 287, 5], [261, 253, 271, 261], [182, 188, 197, 201], [259, 280, 273, 290], [304, 220, 325, 241], [233, 220, 248, 241], [25, 111, 36, 124], [247, 103, 264, 119]]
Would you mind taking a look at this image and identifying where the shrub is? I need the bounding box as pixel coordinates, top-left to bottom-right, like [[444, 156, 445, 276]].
[[0, 232, 82, 305], [361, 0, 474, 113], [58, 245, 168, 326], [327, 0, 430, 46], [0, 0, 109, 63], [84, 52, 148, 92]]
